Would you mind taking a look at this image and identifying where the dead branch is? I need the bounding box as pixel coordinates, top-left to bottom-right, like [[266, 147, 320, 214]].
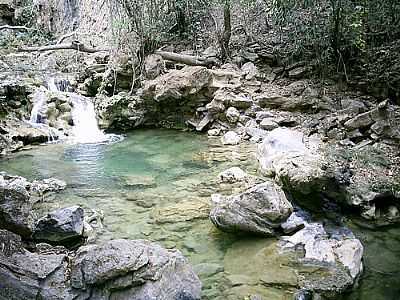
[[57, 31, 77, 44], [0, 25, 31, 31], [155, 50, 218, 67], [18, 41, 109, 53]]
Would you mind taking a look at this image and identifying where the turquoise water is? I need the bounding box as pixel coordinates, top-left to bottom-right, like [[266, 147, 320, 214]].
[[0, 129, 399, 300]]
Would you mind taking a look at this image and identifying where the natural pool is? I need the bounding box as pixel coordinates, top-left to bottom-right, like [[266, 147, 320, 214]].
[[0, 129, 399, 300]]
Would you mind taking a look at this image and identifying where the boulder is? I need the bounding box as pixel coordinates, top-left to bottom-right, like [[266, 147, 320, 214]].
[[226, 107, 240, 123], [213, 88, 253, 109], [241, 62, 259, 80], [218, 167, 248, 183], [280, 223, 364, 280], [0, 176, 34, 238], [259, 118, 278, 131], [142, 66, 211, 102], [95, 93, 145, 129], [70, 239, 202, 299], [33, 206, 85, 244], [31, 178, 67, 195], [209, 182, 293, 235], [221, 131, 241, 145], [0, 234, 202, 300]]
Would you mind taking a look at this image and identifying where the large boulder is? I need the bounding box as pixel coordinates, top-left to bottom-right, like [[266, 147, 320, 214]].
[[221, 131, 241, 145], [0, 233, 202, 300], [0, 176, 34, 238], [209, 182, 293, 235], [70, 239, 202, 299], [142, 66, 211, 102], [33, 206, 85, 245]]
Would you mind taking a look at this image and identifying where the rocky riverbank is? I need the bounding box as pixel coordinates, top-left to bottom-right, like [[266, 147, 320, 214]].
[[0, 35, 399, 299]]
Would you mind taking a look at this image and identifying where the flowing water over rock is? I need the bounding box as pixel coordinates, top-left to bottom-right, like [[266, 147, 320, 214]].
[[29, 78, 119, 144], [0, 129, 399, 299]]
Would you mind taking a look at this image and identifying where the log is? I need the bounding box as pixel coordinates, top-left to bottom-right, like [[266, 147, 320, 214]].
[[18, 41, 109, 53], [155, 50, 218, 67], [0, 25, 31, 31]]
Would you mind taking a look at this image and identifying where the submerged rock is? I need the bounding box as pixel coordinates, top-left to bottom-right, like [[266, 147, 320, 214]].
[[33, 206, 85, 245], [210, 182, 293, 235], [221, 131, 241, 145]]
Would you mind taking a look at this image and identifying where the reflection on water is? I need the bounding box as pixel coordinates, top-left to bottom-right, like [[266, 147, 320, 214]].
[[0, 129, 399, 300]]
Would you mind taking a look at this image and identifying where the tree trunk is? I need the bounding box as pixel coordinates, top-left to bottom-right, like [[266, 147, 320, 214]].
[[220, 0, 231, 60], [155, 50, 218, 66]]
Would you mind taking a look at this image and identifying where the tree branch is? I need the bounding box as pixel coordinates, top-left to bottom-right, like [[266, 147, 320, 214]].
[[155, 50, 218, 67], [0, 25, 32, 31], [17, 41, 109, 53]]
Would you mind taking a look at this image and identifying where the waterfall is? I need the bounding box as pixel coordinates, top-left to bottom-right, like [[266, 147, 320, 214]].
[[29, 77, 117, 144], [29, 89, 48, 124], [68, 93, 108, 144]]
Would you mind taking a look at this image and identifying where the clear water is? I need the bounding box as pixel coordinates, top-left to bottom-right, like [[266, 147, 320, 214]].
[[0, 129, 399, 300]]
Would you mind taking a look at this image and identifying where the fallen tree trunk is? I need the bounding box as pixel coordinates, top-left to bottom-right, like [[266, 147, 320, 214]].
[[18, 41, 108, 53], [155, 50, 218, 67], [0, 25, 31, 31]]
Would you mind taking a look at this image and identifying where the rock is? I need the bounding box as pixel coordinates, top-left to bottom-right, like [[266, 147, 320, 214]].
[[209, 182, 293, 235], [195, 113, 214, 131], [206, 99, 225, 114], [202, 46, 219, 58], [344, 100, 388, 130], [241, 62, 259, 80], [0, 235, 201, 300], [31, 178, 67, 195], [255, 110, 274, 122], [221, 131, 241, 145], [256, 91, 315, 112], [257, 128, 308, 174], [71, 239, 202, 299], [142, 66, 211, 102], [152, 199, 210, 224], [280, 223, 363, 280], [280, 211, 308, 234], [122, 174, 156, 188], [0, 176, 34, 237], [207, 128, 221, 136], [144, 54, 165, 79], [218, 167, 248, 183], [259, 118, 279, 130], [33, 206, 85, 244], [288, 66, 308, 79], [226, 107, 240, 123], [213, 88, 253, 109], [334, 239, 364, 279], [95, 93, 145, 129]]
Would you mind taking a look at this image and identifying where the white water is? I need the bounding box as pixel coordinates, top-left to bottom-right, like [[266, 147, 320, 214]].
[[68, 93, 109, 144], [29, 77, 118, 144]]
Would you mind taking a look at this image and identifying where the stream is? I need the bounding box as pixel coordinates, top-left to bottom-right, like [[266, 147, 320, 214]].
[[0, 129, 399, 299]]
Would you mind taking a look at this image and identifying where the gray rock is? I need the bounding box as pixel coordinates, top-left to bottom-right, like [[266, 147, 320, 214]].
[[0, 176, 34, 238], [71, 239, 202, 299], [218, 167, 248, 183], [226, 107, 240, 123], [280, 211, 307, 234], [210, 182, 293, 235], [241, 62, 259, 80], [33, 206, 84, 244], [221, 131, 240, 145], [31, 178, 67, 195], [259, 118, 279, 131], [0, 233, 201, 300], [144, 54, 165, 79]]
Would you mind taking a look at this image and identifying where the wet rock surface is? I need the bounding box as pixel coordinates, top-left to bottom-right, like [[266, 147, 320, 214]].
[[210, 182, 293, 235]]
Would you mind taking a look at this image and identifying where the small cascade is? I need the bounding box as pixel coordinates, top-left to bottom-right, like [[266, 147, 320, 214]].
[[29, 77, 121, 145], [68, 93, 109, 144]]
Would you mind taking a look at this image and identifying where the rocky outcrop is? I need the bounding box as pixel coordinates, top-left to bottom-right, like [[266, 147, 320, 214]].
[[257, 128, 400, 226], [210, 182, 293, 235], [0, 232, 202, 300], [95, 92, 146, 129]]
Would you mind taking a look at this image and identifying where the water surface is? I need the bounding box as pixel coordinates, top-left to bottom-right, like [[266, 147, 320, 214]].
[[0, 129, 399, 300]]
